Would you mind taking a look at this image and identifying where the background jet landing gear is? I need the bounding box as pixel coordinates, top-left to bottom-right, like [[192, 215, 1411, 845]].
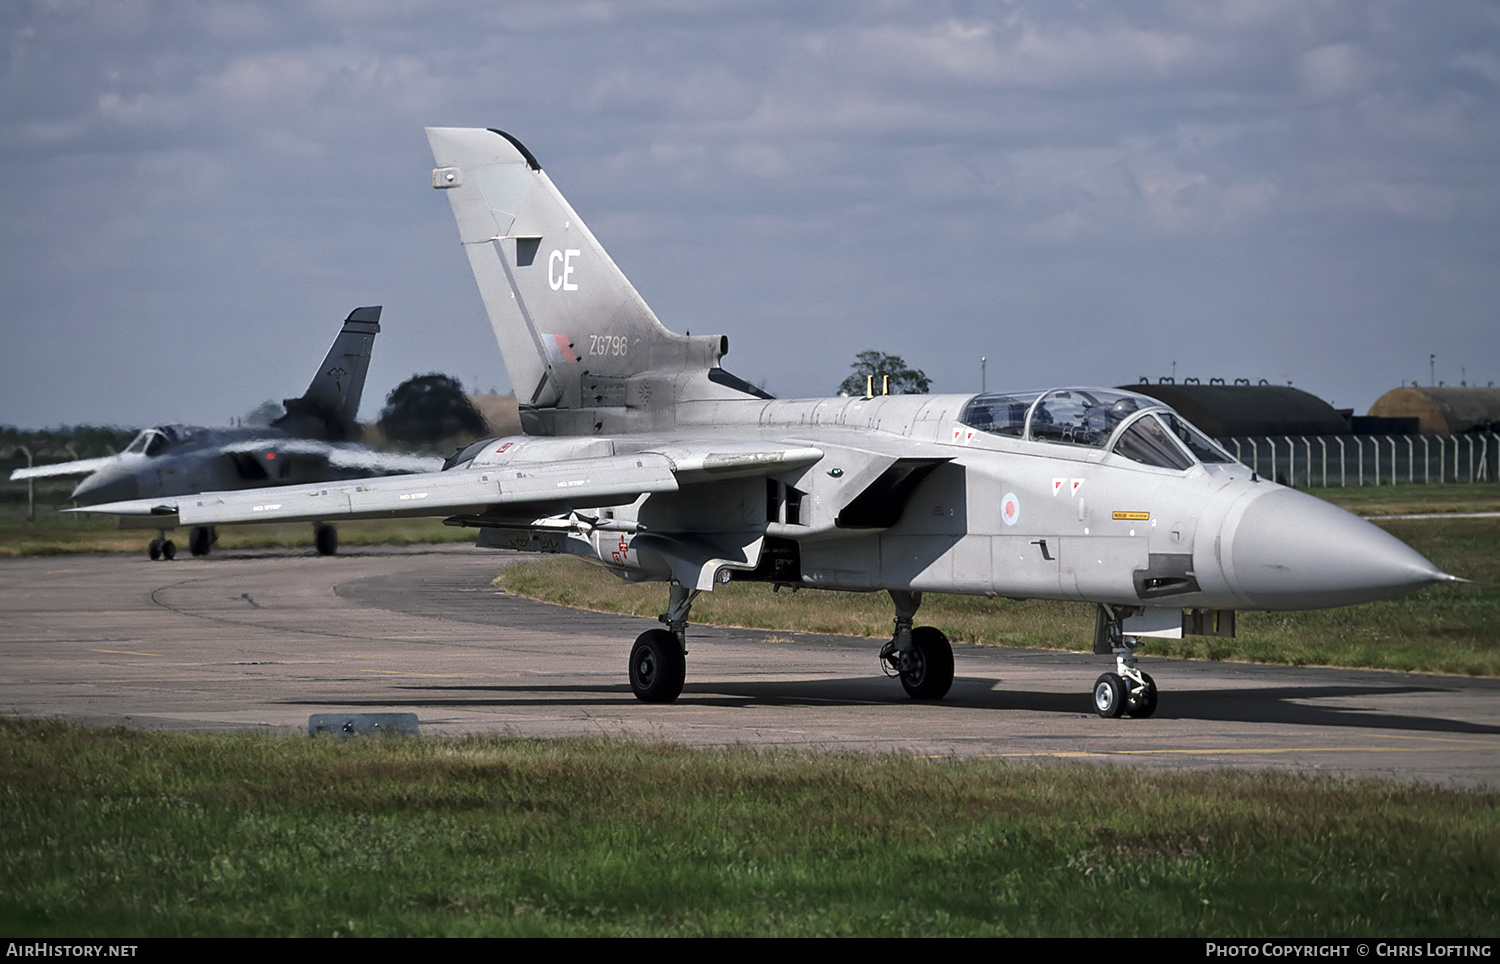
[[314, 523, 338, 556], [147, 531, 175, 561], [628, 583, 696, 703], [1092, 604, 1159, 719], [879, 590, 955, 700], [188, 526, 217, 558]]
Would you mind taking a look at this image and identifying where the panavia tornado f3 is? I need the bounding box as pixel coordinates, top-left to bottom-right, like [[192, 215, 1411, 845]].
[[20, 307, 442, 559], [80, 127, 1459, 716]]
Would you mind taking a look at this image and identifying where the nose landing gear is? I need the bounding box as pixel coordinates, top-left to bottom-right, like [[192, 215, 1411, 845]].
[[146, 534, 175, 561]]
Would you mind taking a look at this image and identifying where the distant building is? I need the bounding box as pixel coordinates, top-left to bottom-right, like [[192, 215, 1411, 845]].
[[1119, 383, 1351, 437], [1366, 387, 1500, 435]]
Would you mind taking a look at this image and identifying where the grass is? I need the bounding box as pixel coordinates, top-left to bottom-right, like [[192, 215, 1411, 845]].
[[1313, 482, 1500, 516], [0, 482, 473, 555], [1, 719, 1496, 937]]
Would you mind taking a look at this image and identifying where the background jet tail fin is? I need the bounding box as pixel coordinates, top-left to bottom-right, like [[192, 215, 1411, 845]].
[[273, 306, 381, 441], [427, 128, 751, 419]]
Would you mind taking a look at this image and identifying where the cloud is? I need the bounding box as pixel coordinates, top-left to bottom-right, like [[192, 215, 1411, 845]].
[[1297, 42, 1375, 101], [0, 0, 1496, 426]]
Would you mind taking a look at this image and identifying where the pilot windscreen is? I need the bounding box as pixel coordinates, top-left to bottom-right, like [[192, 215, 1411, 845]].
[[1113, 415, 1194, 470]]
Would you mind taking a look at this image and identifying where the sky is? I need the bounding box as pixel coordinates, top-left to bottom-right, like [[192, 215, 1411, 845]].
[[2, 0, 1497, 430]]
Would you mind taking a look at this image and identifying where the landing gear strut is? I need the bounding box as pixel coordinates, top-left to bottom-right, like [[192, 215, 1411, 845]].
[[1093, 604, 1158, 719], [628, 582, 695, 703], [879, 590, 954, 700]]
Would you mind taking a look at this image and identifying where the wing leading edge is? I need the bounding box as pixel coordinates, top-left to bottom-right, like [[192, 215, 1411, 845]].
[[10, 457, 120, 482], [73, 442, 825, 527]]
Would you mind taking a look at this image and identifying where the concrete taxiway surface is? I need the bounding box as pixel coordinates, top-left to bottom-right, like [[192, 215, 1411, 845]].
[[2, 546, 1497, 786]]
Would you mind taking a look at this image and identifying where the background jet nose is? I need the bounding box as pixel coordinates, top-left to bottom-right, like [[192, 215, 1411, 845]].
[[1226, 488, 1453, 610], [70, 467, 139, 506]]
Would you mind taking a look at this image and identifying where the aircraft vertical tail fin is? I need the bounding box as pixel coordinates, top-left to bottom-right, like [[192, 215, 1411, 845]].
[[427, 127, 765, 433], [273, 306, 381, 440]]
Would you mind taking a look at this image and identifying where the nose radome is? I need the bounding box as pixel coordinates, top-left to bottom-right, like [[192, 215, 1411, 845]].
[[70, 464, 139, 506], [1226, 488, 1453, 610]]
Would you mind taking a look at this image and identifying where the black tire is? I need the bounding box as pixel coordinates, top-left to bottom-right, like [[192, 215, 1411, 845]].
[[314, 524, 338, 556], [629, 629, 685, 703], [148, 539, 162, 561], [1093, 672, 1125, 718], [160, 539, 176, 561], [1126, 672, 1158, 719], [899, 626, 954, 700], [188, 526, 212, 557]]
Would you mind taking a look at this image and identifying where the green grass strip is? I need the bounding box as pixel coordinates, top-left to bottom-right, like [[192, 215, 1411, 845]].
[[2, 720, 1496, 937]]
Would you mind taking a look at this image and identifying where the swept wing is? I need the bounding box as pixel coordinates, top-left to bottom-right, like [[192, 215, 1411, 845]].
[[10, 457, 119, 482], [74, 441, 824, 526]]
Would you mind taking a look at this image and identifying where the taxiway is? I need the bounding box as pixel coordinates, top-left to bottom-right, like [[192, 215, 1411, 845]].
[[2, 546, 1496, 786]]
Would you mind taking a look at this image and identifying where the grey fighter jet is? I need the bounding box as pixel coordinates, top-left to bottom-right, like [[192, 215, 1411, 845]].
[[19, 306, 441, 559], [80, 128, 1458, 715]]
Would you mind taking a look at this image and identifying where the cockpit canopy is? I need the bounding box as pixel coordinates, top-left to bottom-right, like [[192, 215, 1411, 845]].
[[122, 425, 197, 458], [959, 388, 1235, 471]]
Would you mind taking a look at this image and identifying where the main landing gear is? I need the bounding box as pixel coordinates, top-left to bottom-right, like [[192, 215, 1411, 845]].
[[149, 523, 337, 561], [188, 526, 218, 557], [626, 584, 957, 705], [628, 582, 695, 703], [878, 590, 954, 700], [1092, 604, 1159, 719]]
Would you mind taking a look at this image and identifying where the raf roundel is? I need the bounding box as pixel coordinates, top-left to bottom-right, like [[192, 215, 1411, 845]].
[[1001, 491, 1021, 526]]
